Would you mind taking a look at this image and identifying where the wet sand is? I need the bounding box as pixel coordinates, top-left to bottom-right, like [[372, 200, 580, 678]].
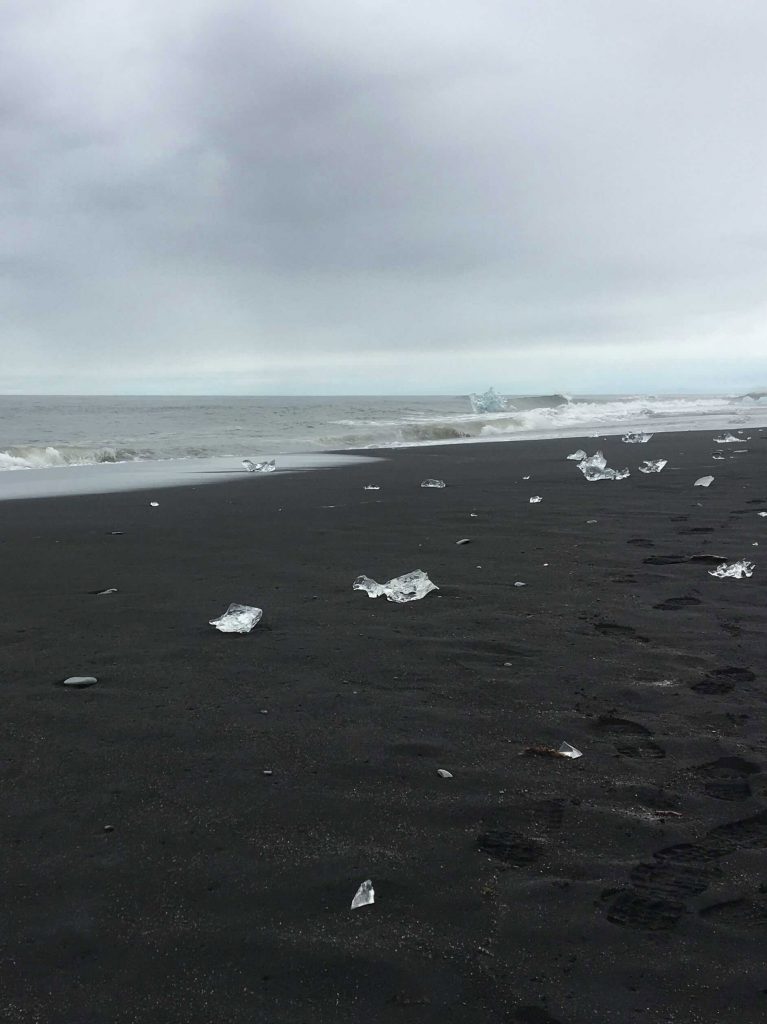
[[1, 429, 766, 1023]]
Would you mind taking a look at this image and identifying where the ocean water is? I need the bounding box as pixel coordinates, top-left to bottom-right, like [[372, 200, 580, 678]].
[[1, 392, 766, 473]]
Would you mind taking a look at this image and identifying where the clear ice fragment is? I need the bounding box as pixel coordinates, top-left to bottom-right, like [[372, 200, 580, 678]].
[[351, 879, 375, 909], [363, 485, 380, 490], [713, 433, 748, 443], [567, 449, 587, 461], [708, 559, 755, 579], [577, 451, 629, 481], [353, 569, 438, 603], [456, 538, 471, 545], [61, 676, 98, 688], [638, 459, 667, 474], [523, 475, 530, 480], [421, 479, 446, 488], [96, 588, 118, 595], [712, 454, 725, 460], [150, 501, 159, 507], [469, 387, 508, 413], [558, 742, 582, 759], [514, 581, 526, 587], [243, 458, 276, 473], [694, 476, 714, 487], [437, 768, 453, 778], [622, 432, 653, 443], [529, 496, 542, 503], [759, 512, 767, 517], [209, 603, 263, 633]]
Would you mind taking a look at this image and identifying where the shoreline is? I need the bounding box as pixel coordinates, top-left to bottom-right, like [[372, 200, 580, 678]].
[[2, 428, 766, 1022]]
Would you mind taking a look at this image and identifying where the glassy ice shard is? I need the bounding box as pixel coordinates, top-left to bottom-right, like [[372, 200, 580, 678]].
[[638, 459, 667, 473], [694, 476, 714, 487], [558, 742, 583, 759], [437, 768, 453, 778], [622, 432, 653, 443], [469, 387, 508, 413], [529, 496, 542, 503], [708, 559, 755, 579], [351, 879, 375, 909], [577, 451, 630, 481], [353, 569, 438, 603], [243, 459, 276, 473], [567, 449, 587, 461], [209, 603, 263, 632], [363, 485, 380, 490], [421, 479, 446, 488]]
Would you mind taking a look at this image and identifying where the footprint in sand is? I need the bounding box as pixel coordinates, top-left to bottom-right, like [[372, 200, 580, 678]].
[[699, 897, 767, 929], [690, 666, 755, 695], [693, 756, 760, 801], [593, 623, 649, 642], [595, 716, 665, 759], [477, 799, 565, 868], [653, 595, 702, 611]]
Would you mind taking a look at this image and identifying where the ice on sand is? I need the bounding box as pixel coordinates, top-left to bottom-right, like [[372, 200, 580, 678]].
[[469, 387, 508, 413], [243, 459, 276, 473], [351, 880, 375, 909], [529, 496, 542, 503], [622, 432, 653, 443], [421, 479, 446, 488], [567, 449, 587, 461], [577, 451, 630, 481], [638, 459, 667, 474], [61, 676, 98, 688], [363, 485, 380, 490], [694, 475, 714, 487], [713, 433, 748, 443], [437, 768, 453, 778], [150, 501, 159, 507], [353, 569, 438, 603], [209, 603, 263, 633], [558, 742, 582, 759], [708, 560, 755, 579]]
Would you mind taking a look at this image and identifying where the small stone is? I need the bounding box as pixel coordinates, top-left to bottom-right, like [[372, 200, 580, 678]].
[[263, 769, 273, 776], [103, 825, 114, 833], [437, 768, 453, 778], [60, 676, 98, 688]]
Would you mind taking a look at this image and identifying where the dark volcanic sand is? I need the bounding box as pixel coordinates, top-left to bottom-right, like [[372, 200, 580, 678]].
[[1, 430, 767, 1023]]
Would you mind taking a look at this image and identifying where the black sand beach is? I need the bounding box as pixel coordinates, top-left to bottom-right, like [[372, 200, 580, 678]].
[[2, 430, 766, 1023]]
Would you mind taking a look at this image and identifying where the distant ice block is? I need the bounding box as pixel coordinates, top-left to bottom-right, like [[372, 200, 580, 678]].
[[469, 387, 508, 413], [558, 742, 582, 759], [713, 433, 748, 443], [351, 879, 375, 909], [577, 451, 630, 481], [622, 432, 653, 443], [529, 496, 542, 503], [353, 569, 438, 603], [363, 485, 380, 490], [209, 603, 263, 633], [638, 459, 667, 474], [708, 559, 755, 579], [150, 501, 159, 507], [694, 475, 714, 487], [421, 479, 446, 488], [243, 459, 276, 473], [60, 676, 98, 688], [566, 449, 587, 461]]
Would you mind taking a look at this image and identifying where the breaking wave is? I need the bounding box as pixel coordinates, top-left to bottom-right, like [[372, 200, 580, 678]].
[[0, 445, 145, 472]]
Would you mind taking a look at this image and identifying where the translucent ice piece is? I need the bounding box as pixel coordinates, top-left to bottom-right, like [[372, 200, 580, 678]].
[[613, 468, 631, 480], [456, 538, 471, 545], [437, 768, 453, 778], [622, 432, 653, 443], [469, 387, 508, 413], [566, 449, 587, 461], [529, 496, 542, 503], [353, 569, 438, 603], [421, 479, 446, 488], [514, 581, 526, 587], [712, 454, 725, 460], [713, 433, 748, 443], [243, 459, 276, 473], [577, 451, 629, 481], [708, 559, 755, 579], [638, 459, 667, 474], [363, 485, 380, 490], [759, 512, 767, 517], [351, 879, 375, 909], [96, 588, 118, 595], [694, 476, 714, 487], [150, 501, 159, 507], [558, 741, 582, 759], [61, 676, 98, 688], [209, 603, 263, 633]]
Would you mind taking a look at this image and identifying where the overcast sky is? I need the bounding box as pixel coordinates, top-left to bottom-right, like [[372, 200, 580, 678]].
[[2, 0, 766, 394]]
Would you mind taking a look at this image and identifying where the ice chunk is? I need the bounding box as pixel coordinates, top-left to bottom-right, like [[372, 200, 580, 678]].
[[567, 449, 587, 461], [421, 479, 446, 488], [558, 742, 582, 759], [577, 451, 630, 481], [363, 485, 380, 490], [694, 476, 714, 487], [61, 676, 98, 688], [243, 458, 276, 473], [351, 879, 375, 909], [712, 454, 725, 460], [522, 475, 530, 480], [209, 603, 263, 633], [713, 433, 749, 443], [622, 432, 653, 443], [514, 581, 526, 587], [529, 495, 542, 503], [437, 768, 453, 778], [759, 512, 767, 517], [708, 559, 755, 579], [96, 588, 118, 595], [456, 538, 471, 545], [638, 459, 667, 474], [150, 501, 159, 507], [469, 387, 508, 413], [353, 569, 438, 603]]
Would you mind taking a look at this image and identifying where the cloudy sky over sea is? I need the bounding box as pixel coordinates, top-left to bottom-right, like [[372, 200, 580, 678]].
[[2, 1, 766, 394]]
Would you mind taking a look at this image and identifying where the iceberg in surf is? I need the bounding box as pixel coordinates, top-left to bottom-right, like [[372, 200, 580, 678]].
[[469, 387, 508, 414], [638, 459, 667, 474], [713, 433, 749, 444], [353, 569, 438, 603], [243, 458, 276, 473], [576, 451, 630, 481], [622, 432, 653, 443]]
